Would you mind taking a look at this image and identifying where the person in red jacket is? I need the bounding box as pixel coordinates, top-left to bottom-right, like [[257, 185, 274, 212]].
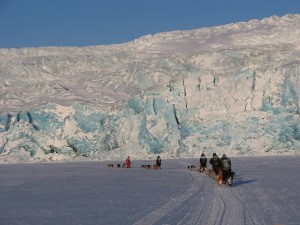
[[125, 156, 131, 168]]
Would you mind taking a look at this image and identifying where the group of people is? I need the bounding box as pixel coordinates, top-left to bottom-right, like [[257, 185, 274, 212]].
[[199, 152, 232, 185], [125, 155, 162, 169], [125, 153, 231, 185]]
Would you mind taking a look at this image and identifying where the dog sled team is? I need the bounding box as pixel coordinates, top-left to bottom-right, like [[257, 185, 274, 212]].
[[141, 156, 162, 169], [107, 155, 162, 170], [189, 152, 235, 187], [107, 155, 132, 168], [107, 153, 234, 186]]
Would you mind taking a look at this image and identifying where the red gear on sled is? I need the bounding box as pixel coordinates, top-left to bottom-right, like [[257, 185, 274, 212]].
[[217, 167, 223, 185], [125, 156, 131, 168]]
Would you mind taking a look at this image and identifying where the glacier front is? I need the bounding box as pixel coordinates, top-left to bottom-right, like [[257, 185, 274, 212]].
[[0, 14, 300, 162]]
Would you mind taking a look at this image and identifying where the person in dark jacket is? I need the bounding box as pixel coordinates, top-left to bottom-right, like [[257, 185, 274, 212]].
[[220, 154, 232, 184], [199, 153, 207, 172], [156, 156, 162, 169], [209, 153, 221, 175]]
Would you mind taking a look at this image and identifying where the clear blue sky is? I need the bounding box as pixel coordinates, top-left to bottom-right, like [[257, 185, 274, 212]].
[[0, 0, 299, 48]]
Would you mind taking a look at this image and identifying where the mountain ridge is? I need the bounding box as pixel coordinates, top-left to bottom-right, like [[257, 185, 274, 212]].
[[0, 14, 299, 162]]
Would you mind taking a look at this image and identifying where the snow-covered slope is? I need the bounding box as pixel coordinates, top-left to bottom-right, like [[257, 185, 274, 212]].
[[0, 14, 300, 162]]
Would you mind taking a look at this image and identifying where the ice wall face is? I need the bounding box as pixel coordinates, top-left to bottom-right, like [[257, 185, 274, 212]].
[[0, 14, 300, 162]]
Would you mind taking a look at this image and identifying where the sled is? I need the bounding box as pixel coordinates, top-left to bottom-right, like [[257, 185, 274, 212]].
[[217, 169, 223, 185], [224, 171, 235, 187]]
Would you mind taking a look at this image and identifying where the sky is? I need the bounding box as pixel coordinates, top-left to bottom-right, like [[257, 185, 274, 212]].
[[0, 0, 299, 49]]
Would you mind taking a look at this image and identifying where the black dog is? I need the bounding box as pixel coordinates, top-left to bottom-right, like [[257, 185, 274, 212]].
[[187, 165, 196, 171]]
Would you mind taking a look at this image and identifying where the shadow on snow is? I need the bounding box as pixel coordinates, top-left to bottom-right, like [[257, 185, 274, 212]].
[[233, 178, 256, 187]]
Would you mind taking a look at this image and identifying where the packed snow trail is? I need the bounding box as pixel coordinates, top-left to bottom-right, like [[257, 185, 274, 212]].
[[133, 166, 209, 225], [134, 170, 249, 225], [134, 157, 300, 225], [0, 156, 299, 225]]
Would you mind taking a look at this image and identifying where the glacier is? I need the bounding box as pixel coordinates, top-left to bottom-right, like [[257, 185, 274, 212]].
[[0, 14, 300, 162]]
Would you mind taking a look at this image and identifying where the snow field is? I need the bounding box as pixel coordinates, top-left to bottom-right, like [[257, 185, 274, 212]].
[[0, 156, 299, 225]]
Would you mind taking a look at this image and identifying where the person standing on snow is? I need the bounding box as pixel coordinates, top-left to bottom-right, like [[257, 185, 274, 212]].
[[125, 156, 131, 168], [209, 153, 221, 176], [199, 153, 207, 172], [156, 156, 162, 169], [220, 154, 232, 184]]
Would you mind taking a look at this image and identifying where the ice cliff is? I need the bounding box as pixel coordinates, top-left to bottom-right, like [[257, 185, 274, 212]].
[[0, 14, 300, 162]]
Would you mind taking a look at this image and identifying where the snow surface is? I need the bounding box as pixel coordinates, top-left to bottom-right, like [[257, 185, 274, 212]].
[[0, 156, 299, 225], [0, 14, 300, 162]]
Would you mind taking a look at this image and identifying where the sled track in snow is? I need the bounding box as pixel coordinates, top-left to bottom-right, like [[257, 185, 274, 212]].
[[215, 185, 246, 225], [134, 169, 213, 225], [0, 158, 298, 225], [134, 169, 291, 225], [133, 169, 253, 225], [193, 178, 247, 225], [230, 183, 264, 225], [156, 173, 213, 225]]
